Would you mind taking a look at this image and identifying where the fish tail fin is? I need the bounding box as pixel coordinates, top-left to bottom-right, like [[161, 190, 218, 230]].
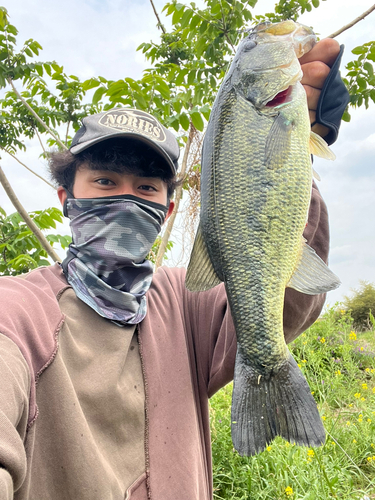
[[231, 348, 325, 456]]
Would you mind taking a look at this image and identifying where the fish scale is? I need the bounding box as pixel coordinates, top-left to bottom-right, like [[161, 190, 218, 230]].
[[186, 20, 340, 455]]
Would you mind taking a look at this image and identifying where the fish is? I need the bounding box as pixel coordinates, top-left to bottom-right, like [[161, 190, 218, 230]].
[[185, 20, 340, 456]]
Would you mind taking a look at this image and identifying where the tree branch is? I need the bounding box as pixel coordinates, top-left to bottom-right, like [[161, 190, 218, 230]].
[[3, 149, 56, 189], [7, 77, 68, 151], [149, 0, 166, 33], [327, 4, 375, 38], [0, 165, 61, 262], [35, 127, 47, 156], [155, 124, 195, 269]]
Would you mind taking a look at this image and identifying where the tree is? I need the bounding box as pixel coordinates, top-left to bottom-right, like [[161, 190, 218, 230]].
[[343, 281, 375, 331], [0, 206, 70, 275]]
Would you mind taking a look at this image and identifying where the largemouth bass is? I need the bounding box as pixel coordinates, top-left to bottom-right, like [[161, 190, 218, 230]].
[[185, 20, 340, 456]]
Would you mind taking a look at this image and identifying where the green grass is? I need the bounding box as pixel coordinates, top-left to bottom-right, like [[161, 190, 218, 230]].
[[210, 307, 375, 499]]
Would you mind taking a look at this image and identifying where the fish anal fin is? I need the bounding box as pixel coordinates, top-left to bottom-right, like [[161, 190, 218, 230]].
[[265, 113, 293, 169], [231, 347, 325, 456], [185, 224, 222, 292], [309, 131, 336, 160], [287, 240, 341, 294]]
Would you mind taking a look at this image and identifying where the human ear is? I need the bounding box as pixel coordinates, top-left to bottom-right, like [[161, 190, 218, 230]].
[[57, 186, 68, 206], [165, 200, 175, 221]]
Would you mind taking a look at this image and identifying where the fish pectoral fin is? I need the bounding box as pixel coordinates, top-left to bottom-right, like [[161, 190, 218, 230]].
[[309, 131, 336, 160], [231, 347, 325, 456], [185, 223, 222, 292], [312, 167, 321, 181], [265, 113, 293, 169], [287, 240, 341, 294]]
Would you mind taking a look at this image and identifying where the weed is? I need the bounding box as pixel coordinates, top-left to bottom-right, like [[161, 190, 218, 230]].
[[210, 306, 375, 499]]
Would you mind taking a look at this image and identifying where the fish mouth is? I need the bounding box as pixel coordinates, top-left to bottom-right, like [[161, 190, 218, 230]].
[[265, 86, 293, 107]]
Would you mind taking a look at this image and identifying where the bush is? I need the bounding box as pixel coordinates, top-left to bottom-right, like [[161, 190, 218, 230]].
[[343, 281, 375, 331]]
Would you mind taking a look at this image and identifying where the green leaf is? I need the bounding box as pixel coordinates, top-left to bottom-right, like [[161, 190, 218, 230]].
[[82, 78, 100, 91], [370, 89, 375, 103], [155, 81, 170, 99], [364, 61, 374, 76], [357, 76, 367, 91], [175, 68, 188, 86], [180, 9, 192, 28], [190, 110, 204, 131], [179, 112, 190, 131], [352, 46, 367, 55], [92, 86, 106, 105], [188, 70, 196, 86]]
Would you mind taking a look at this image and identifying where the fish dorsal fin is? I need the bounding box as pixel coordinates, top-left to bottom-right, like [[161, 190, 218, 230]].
[[265, 113, 293, 169], [287, 239, 341, 294], [309, 131, 336, 160], [185, 223, 222, 292]]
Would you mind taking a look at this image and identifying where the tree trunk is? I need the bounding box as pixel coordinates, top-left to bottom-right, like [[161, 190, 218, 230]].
[[155, 123, 195, 269], [0, 165, 61, 262]]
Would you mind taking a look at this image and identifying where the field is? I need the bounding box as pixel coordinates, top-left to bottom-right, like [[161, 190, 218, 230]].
[[210, 307, 375, 499]]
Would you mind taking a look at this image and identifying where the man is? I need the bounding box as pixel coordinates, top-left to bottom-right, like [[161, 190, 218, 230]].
[[0, 39, 349, 499]]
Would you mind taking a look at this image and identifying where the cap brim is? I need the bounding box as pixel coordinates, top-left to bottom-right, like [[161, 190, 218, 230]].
[[70, 131, 176, 176]]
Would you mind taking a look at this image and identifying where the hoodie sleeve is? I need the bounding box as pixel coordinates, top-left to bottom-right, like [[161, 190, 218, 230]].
[[0, 334, 30, 499]]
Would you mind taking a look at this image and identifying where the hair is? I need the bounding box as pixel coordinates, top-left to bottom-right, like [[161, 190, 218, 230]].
[[48, 137, 180, 199]]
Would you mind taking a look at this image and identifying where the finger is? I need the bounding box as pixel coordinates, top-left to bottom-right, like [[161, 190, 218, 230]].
[[301, 61, 330, 90], [303, 84, 321, 111], [309, 110, 330, 138], [299, 38, 340, 67]]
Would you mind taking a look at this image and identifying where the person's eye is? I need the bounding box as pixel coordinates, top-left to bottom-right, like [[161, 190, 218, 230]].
[[94, 178, 115, 186], [138, 184, 157, 192]]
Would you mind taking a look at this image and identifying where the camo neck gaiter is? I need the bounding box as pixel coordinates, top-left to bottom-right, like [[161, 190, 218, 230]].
[[61, 193, 167, 325]]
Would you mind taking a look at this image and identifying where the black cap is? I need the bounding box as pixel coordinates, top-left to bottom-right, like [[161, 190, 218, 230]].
[[70, 108, 180, 174]]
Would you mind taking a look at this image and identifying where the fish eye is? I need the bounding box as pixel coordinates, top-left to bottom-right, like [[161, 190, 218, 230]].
[[243, 40, 257, 51]]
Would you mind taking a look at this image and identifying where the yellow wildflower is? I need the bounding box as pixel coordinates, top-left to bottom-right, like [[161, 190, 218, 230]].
[[285, 486, 293, 497], [266, 446, 272, 452], [335, 370, 341, 376], [307, 449, 315, 457], [354, 393, 361, 399], [346, 421, 351, 426], [320, 337, 326, 344], [353, 439, 357, 443], [322, 416, 326, 421], [361, 397, 366, 402], [372, 387, 375, 394], [368, 419, 372, 423], [371, 443, 375, 448], [365, 368, 370, 372], [362, 383, 368, 390], [302, 359, 307, 363], [298, 364, 301, 368], [358, 418, 363, 423], [360, 347, 364, 351], [349, 331, 357, 341], [367, 457, 373, 462]]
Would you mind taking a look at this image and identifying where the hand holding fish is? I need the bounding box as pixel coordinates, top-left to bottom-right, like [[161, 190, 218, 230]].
[[299, 38, 341, 137]]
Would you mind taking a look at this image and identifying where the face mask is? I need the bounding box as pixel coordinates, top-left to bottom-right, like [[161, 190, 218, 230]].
[[61, 193, 168, 325]]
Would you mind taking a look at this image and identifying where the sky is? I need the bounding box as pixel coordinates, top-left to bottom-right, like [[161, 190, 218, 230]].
[[0, 0, 374, 306]]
